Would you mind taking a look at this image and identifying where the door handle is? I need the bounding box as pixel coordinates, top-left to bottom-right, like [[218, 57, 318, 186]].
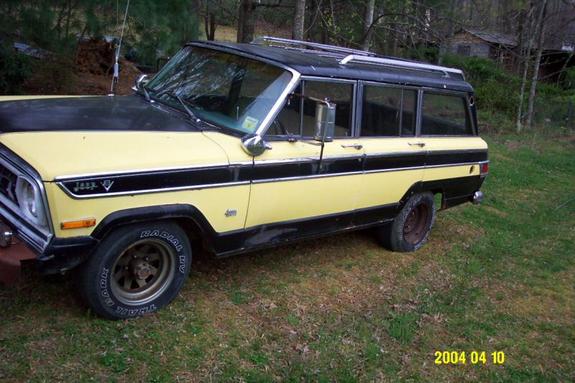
[[341, 143, 363, 150], [408, 142, 426, 147]]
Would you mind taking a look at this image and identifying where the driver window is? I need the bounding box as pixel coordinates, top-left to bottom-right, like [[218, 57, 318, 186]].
[[302, 81, 353, 137], [268, 80, 354, 138], [268, 86, 302, 136]]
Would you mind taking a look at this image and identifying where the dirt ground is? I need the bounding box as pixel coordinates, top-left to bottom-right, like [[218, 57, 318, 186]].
[[22, 38, 141, 96]]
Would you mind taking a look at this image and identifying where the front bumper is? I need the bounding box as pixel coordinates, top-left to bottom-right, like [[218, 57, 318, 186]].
[[0, 225, 37, 285], [0, 218, 99, 284]]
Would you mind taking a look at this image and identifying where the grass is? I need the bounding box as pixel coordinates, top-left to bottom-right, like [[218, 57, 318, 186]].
[[1, 133, 574, 382]]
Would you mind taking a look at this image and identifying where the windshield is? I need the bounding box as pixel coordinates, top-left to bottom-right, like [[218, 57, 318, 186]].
[[145, 46, 293, 134]]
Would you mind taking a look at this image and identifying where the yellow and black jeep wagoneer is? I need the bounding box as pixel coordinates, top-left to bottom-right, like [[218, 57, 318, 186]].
[[0, 37, 488, 319]]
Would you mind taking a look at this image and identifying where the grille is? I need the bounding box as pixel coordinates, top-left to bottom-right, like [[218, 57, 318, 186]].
[[0, 163, 18, 204]]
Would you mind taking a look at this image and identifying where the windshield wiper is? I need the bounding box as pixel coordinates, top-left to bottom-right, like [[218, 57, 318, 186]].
[[175, 94, 201, 123], [141, 85, 151, 101]]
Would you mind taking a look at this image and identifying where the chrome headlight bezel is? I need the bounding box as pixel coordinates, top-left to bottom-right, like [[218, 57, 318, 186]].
[[15, 175, 48, 229]]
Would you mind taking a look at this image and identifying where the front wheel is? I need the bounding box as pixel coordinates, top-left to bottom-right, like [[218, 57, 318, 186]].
[[377, 192, 436, 252], [78, 222, 192, 320]]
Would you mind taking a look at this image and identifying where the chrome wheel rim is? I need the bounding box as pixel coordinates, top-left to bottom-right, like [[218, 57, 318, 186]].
[[110, 239, 175, 306]]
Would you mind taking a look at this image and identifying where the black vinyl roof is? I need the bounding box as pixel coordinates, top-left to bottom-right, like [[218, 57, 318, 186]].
[[189, 41, 474, 93]]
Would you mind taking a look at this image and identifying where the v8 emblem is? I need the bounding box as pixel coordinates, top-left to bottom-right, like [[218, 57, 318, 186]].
[[101, 179, 115, 192]]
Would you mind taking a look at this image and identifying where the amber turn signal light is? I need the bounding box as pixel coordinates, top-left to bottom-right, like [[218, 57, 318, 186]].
[[61, 218, 96, 230]]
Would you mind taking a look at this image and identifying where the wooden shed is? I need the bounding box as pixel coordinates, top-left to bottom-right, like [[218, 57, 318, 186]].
[[447, 29, 517, 65]]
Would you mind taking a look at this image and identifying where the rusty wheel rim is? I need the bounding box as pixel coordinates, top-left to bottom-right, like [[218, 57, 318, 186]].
[[110, 239, 175, 306], [403, 203, 429, 245]]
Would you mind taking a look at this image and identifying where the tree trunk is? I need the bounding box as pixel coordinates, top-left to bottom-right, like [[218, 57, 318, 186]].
[[516, 3, 536, 133], [526, 0, 548, 130], [65, 0, 72, 39], [237, 0, 255, 43], [204, 0, 216, 41], [292, 0, 305, 40], [438, 0, 457, 65], [361, 0, 375, 50]]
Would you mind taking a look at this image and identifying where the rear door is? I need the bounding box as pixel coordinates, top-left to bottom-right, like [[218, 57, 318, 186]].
[[355, 82, 425, 218]]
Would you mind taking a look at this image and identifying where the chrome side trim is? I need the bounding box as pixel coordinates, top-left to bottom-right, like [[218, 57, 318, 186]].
[[54, 163, 230, 181], [57, 180, 251, 200], [56, 159, 486, 198], [255, 154, 364, 165], [252, 170, 364, 184]]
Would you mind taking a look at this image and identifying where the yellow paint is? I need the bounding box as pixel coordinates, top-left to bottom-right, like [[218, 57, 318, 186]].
[[244, 138, 364, 228], [421, 136, 487, 181], [44, 182, 250, 237], [1, 125, 487, 240], [201, 131, 253, 163], [357, 137, 424, 209], [420, 136, 488, 152], [0, 131, 228, 180], [423, 164, 480, 181]]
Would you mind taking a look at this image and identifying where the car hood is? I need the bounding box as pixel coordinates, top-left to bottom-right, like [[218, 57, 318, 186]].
[[0, 96, 230, 181], [0, 95, 198, 133]]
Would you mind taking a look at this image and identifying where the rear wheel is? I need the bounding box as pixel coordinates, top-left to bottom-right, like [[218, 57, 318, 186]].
[[377, 192, 435, 252], [78, 222, 191, 320]]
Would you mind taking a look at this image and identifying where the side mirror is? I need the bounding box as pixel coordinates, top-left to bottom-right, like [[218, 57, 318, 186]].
[[314, 101, 335, 142], [241, 134, 271, 156], [134, 74, 149, 91]]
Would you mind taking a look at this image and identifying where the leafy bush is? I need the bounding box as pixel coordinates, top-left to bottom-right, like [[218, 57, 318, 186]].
[[443, 55, 520, 119], [0, 43, 32, 94]]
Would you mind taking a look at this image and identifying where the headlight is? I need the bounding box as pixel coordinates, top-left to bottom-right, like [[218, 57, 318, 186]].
[[15, 176, 47, 227]]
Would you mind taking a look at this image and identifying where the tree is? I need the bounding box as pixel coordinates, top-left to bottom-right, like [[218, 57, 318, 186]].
[[361, 0, 375, 50], [203, 0, 217, 41], [237, 0, 255, 43], [526, 0, 548, 129], [516, 3, 536, 133], [292, 0, 305, 40]]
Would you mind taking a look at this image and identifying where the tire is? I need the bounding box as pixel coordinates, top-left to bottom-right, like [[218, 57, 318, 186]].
[[377, 192, 436, 252], [78, 222, 192, 320]]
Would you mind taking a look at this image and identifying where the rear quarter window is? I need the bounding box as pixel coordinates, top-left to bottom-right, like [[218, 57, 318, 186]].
[[421, 93, 473, 136]]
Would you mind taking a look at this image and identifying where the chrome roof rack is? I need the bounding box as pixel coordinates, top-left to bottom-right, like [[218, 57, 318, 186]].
[[252, 36, 376, 57], [339, 55, 465, 79]]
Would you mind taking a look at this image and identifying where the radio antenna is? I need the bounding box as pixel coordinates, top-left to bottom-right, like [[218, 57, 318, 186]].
[[109, 0, 130, 95]]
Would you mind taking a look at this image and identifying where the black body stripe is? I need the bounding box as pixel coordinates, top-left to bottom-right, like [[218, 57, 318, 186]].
[[364, 153, 426, 171], [425, 150, 487, 166], [58, 149, 487, 197], [41, 174, 485, 272]]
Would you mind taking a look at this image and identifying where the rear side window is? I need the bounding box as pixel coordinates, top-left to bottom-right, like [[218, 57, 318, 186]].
[[421, 93, 473, 136], [361, 85, 416, 137]]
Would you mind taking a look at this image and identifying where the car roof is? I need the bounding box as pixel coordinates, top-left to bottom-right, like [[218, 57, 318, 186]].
[[188, 40, 474, 93]]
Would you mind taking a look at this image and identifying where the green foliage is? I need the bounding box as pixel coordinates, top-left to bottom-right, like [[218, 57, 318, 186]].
[[443, 55, 521, 119], [0, 43, 31, 94], [562, 66, 575, 90], [0, 0, 199, 83], [442, 54, 575, 131], [128, 1, 199, 67]]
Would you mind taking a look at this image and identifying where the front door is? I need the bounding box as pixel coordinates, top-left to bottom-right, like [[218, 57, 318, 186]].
[[244, 79, 364, 239]]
